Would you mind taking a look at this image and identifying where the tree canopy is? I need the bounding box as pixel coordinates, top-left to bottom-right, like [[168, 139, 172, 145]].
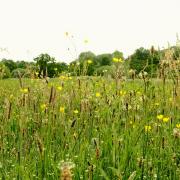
[[0, 45, 179, 78]]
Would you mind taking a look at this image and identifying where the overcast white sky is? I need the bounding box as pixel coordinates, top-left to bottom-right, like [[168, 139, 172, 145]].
[[0, 0, 180, 63]]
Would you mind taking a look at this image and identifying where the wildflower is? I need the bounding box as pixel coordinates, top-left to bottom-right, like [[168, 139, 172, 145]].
[[20, 88, 28, 94], [73, 132, 77, 139], [60, 107, 65, 113], [157, 114, 163, 120], [60, 161, 75, 180], [162, 117, 169, 123], [113, 57, 123, 63], [95, 92, 101, 97], [40, 104, 47, 111], [57, 86, 62, 91], [59, 75, 67, 80], [120, 90, 126, 96], [73, 110, 79, 114], [173, 128, 180, 138], [145, 125, 151, 132], [87, 60, 93, 64], [112, 57, 118, 62], [176, 124, 180, 128], [10, 94, 13, 99], [154, 102, 159, 106]]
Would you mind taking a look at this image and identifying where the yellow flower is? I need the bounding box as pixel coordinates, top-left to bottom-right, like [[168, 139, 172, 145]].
[[162, 117, 170, 123], [157, 114, 163, 120], [113, 57, 123, 63], [154, 102, 159, 106], [95, 92, 101, 97], [73, 132, 77, 139], [145, 125, 151, 132], [120, 90, 126, 96], [113, 57, 118, 62], [130, 121, 133, 125], [87, 60, 93, 64], [74, 110, 79, 114], [40, 104, 47, 110], [57, 86, 62, 91], [10, 94, 14, 99], [176, 124, 180, 128], [59, 75, 67, 80], [20, 88, 28, 94], [60, 107, 65, 113]]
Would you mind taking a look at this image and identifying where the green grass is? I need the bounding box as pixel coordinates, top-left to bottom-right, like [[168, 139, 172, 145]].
[[0, 77, 180, 179]]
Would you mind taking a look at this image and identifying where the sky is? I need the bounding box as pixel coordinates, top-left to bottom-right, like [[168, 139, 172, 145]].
[[0, 0, 180, 63]]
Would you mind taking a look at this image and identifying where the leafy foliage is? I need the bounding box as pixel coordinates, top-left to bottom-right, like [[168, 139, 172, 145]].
[[129, 47, 160, 76], [0, 62, 11, 79]]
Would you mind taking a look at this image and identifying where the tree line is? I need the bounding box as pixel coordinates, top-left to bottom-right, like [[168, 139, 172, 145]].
[[0, 46, 180, 79]]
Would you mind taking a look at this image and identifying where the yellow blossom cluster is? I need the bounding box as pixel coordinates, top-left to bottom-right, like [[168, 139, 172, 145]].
[[60, 107, 65, 113], [20, 88, 28, 94], [95, 92, 101, 97], [145, 125, 151, 132], [157, 114, 170, 123], [87, 60, 93, 64], [113, 57, 123, 63]]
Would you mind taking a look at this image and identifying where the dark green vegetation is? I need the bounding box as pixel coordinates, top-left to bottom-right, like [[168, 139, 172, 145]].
[[0, 45, 180, 79]]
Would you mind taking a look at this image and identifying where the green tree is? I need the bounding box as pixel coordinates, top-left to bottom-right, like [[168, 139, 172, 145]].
[[96, 54, 112, 66], [34, 54, 55, 77], [75, 51, 97, 76], [78, 51, 96, 62], [1, 59, 17, 72], [129, 47, 160, 76], [16, 61, 29, 69], [56, 62, 68, 73], [112, 50, 124, 60], [11, 68, 30, 78], [0, 62, 11, 79], [47, 62, 68, 78]]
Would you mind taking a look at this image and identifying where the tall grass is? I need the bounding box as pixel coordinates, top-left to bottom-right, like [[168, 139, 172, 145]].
[[0, 72, 179, 179]]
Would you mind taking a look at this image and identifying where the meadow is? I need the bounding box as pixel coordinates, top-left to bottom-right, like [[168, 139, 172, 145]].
[[0, 75, 180, 179]]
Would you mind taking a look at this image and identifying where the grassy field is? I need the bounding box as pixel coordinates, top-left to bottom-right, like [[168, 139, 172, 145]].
[[0, 76, 180, 179]]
